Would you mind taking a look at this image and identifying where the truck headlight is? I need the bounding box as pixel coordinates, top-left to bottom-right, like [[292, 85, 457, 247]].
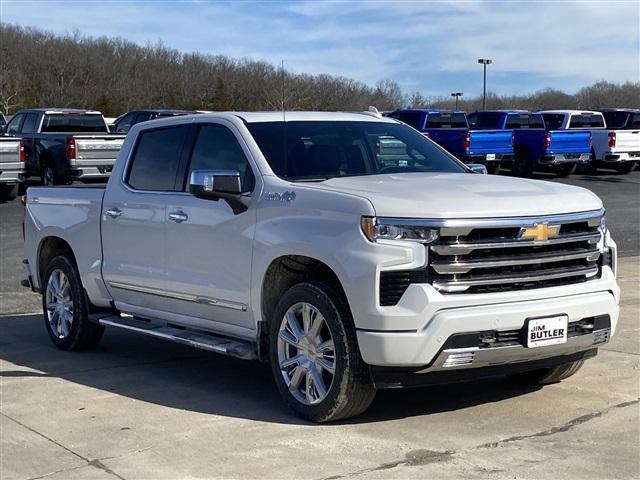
[[361, 216, 439, 244]]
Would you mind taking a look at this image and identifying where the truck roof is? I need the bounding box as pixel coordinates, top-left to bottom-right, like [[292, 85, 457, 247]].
[[226, 111, 399, 123], [390, 109, 465, 115], [538, 110, 603, 115], [597, 108, 640, 113], [18, 108, 103, 115], [471, 110, 532, 114]]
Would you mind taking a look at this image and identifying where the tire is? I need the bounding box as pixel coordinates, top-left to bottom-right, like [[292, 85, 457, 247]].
[[42, 255, 104, 351], [0, 184, 18, 201], [509, 360, 585, 385], [41, 162, 61, 186], [486, 163, 501, 175], [511, 151, 533, 177], [269, 281, 375, 422], [615, 162, 635, 174], [555, 163, 577, 177]]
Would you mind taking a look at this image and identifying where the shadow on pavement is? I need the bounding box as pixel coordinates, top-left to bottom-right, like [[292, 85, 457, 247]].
[[1, 314, 540, 425]]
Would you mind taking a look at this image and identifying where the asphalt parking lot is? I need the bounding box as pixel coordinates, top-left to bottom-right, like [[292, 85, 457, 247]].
[[1, 171, 639, 479]]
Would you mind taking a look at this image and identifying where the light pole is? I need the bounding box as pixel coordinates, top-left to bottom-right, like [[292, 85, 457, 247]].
[[451, 92, 463, 110], [477, 58, 492, 111]]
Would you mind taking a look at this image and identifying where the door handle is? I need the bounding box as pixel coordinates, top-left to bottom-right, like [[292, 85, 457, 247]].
[[104, 208, 122, 218], [168, 211, 188, 223]]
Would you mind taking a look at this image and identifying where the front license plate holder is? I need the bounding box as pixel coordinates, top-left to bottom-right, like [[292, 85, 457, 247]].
[[526, 315, 568, 348]]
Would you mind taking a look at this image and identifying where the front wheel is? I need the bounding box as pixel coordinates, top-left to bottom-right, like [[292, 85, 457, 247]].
[[555, 163, 577, 177], [509, 360, 585, 385], [269, 281, 375, 422], [42, 255, 104, 351]]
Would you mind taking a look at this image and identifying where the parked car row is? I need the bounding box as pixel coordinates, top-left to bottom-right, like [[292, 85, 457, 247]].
[[1, 105, 638, 201], [387, 108, 640, 177]]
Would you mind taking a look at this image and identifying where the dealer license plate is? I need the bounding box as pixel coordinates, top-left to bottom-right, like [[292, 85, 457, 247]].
[[486, 153, 496, 160], [526, 315, 568, 348]]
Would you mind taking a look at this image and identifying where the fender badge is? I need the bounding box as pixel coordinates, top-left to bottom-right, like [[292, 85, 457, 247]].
[[266, 191, 296, 202]]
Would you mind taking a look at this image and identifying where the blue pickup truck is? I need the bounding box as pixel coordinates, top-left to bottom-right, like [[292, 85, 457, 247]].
[[465, 110, 592, 177], [387, 109, 513, 173]]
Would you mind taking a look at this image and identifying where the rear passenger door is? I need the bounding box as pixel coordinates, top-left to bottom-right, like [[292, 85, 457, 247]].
[[164, 121, 258, 332], [102, 125, 191, 316]]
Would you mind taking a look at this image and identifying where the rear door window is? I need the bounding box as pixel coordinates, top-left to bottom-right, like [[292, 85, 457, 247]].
[[425, 113, 467, 128], [127, 126, 190, 191], [5, 114, 25, 136], [21, 113, 40, 134]]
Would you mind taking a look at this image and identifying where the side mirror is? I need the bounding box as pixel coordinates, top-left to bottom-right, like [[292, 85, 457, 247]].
[[467, 163, 488, 175], [189, 169, 242, 199]]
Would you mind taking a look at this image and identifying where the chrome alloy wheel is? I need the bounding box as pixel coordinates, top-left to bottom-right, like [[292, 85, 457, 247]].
[[43, 166, 55, 186], [45, 269, 74, 339], [277, 302, 336, 405]]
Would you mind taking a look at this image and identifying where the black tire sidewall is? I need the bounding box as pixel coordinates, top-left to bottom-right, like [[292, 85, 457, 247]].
[[42, 255, 90, 350], [268, 282, 354, 421]]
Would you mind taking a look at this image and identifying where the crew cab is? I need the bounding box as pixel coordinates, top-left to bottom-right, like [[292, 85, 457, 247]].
[[387, 109, 513, 173], [466, 110, 588, 177], [23, 112, 619, 422], [0, 136, 23, 200], [111, 109, 199, 134], [4, 108, 125, 185], [576, 109, 640, 174]]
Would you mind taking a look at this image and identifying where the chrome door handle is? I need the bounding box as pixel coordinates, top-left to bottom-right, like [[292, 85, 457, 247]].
[[104, 208, 122, 218], [168, 211, 188, 223]]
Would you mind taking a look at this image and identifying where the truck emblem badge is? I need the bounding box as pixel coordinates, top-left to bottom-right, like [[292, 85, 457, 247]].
[[266, 191, 296, 202], [519, 223, 560, 241]]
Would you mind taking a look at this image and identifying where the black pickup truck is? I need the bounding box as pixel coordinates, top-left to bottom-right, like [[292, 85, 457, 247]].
[[4, 108, 125, 185]]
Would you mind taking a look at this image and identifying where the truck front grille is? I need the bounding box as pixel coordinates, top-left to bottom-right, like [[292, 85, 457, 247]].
[[378, 210, 604, 305], [428, 211, 603, 294]]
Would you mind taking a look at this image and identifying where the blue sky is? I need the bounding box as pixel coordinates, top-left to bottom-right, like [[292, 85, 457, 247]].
[[1, 0, 638, 97]]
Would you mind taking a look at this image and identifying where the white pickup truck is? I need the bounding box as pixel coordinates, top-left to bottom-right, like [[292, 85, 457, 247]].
[[540, 110, 640, 174], [23, 112, 620, 422]]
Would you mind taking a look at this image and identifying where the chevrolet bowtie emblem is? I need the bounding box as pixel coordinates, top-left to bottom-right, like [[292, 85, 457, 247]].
[[519, 223, 561, 241]]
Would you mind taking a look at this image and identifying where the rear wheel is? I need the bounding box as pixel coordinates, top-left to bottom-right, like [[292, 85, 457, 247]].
[[509, 360, 585, 385], [511, 151, 533, 177], [41, 163, 59, 186], [42, 255, 104, 351], [0, 184, 18, 201], [615, 162, 635, 174], [269, 281, 375, 422], [555, 163, 577, 177], [486, 163, 501, 175]]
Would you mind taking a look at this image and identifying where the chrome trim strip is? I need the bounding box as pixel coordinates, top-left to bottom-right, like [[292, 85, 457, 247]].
[[375, 208, 604, 229], [431, 250, 600, 274], [430, 232, 601, 255], [107, 281, 247, 311], [432, 266, 599, 290]]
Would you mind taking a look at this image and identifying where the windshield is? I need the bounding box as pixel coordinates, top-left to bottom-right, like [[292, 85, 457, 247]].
[[41, 114, 108, 133], [246, 121, 467, 181]]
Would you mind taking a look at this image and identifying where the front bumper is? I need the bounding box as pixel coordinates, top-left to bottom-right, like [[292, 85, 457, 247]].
[[357, 283, 618, 368]]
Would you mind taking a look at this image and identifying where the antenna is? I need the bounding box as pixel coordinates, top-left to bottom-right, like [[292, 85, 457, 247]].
[[281, 60, 286, 121]]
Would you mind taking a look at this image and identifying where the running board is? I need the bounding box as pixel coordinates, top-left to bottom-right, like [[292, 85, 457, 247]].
[[97, 315, 258, 360]]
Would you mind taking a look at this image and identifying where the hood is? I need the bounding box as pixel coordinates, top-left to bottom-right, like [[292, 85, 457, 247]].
[[309, 173, 602, 218]]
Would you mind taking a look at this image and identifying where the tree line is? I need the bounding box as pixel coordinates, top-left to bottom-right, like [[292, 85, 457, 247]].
[[1, 23, 638, 116]]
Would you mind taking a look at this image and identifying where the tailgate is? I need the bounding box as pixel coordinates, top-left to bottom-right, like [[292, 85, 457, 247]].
[[468, 130, 513, 154], [548, 130, 591, 154], [74, 135, 125, 161], [613, 130, 640, 152], [0, 138, 20, 166]]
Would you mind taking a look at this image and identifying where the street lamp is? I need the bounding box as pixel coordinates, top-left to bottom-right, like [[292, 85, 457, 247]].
[[451, 92, 463, 110], [478, 58, 492, 111]]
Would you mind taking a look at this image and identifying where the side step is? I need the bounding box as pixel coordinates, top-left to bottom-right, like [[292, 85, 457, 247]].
[[97, 315, 258, 360]]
